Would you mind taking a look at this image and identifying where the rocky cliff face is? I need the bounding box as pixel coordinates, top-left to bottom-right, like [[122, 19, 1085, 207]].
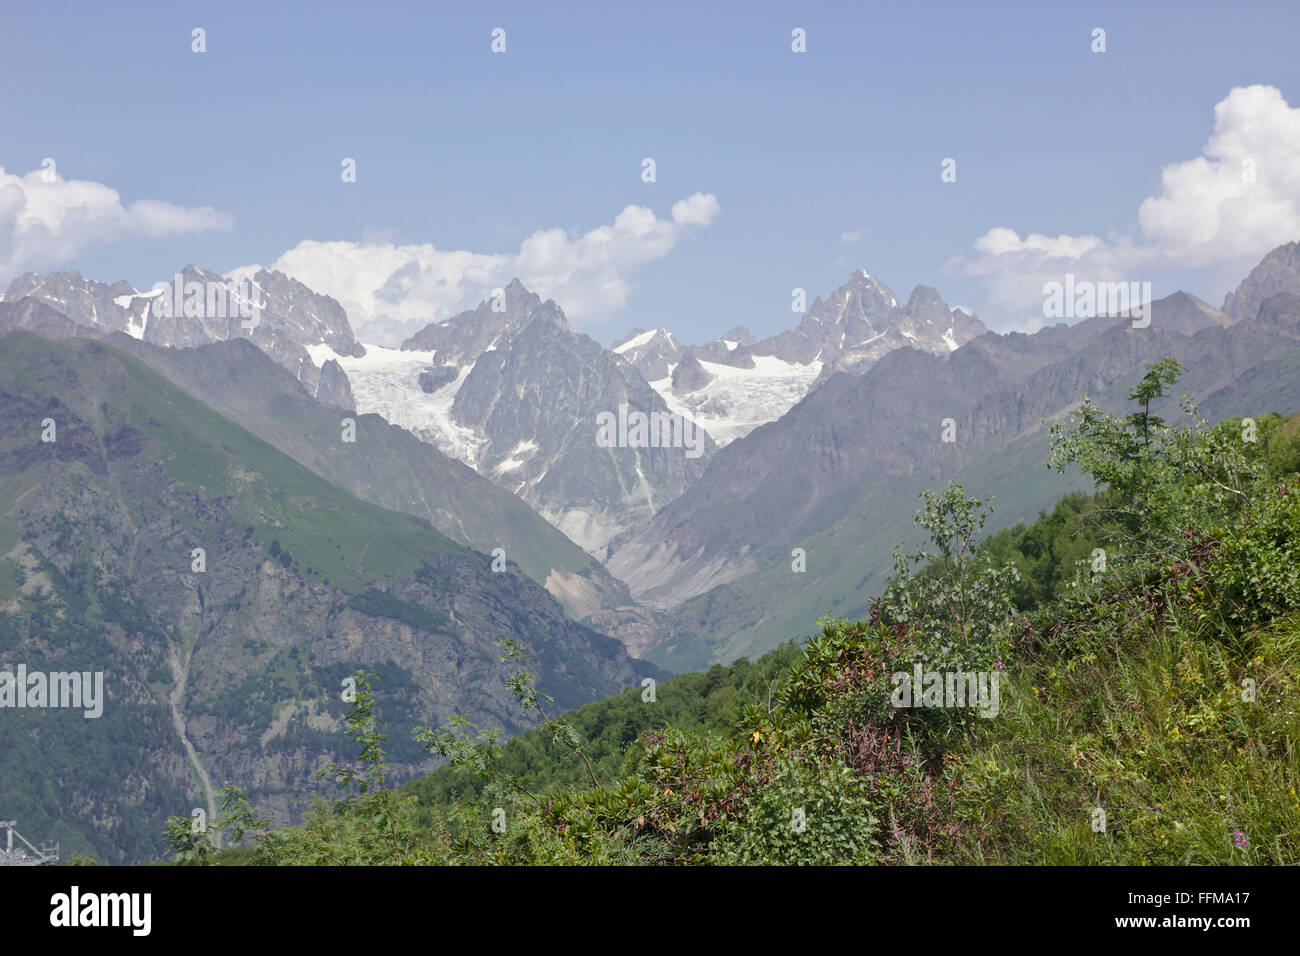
[[610, 327, 685, 381], [1223, 241, 1300, 321]]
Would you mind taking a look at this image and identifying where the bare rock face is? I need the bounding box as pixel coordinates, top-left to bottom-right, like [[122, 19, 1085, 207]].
[[314, 358, 355, 410], [671, 353, 712, 394], [611, 327, 683, 381], [1223, 241, 1300, 321], [4, 271, 143, 334], [417, 365, 459, 393]]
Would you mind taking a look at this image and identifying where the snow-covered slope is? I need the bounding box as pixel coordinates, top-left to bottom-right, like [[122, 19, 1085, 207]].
[[649, 354, 823, 445], [306, 343, 486, 465]]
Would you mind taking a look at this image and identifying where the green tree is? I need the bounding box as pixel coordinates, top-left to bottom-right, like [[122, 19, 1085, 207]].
[[877, 482, 1020, 671], [1048, 358, 1262, 568], [1127, 357, 1183, 450]]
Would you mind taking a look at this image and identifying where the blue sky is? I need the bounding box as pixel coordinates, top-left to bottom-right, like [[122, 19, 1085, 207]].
[[4, 0, 1300, 343]]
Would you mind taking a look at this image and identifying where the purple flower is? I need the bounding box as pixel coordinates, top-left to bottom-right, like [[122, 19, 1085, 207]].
[[1232, 829, 1248, 849]]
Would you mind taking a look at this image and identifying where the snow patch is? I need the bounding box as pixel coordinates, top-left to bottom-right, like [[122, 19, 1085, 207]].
[[613, 328, 661, 354], [493, 440, 539, 475], [309, 342, 487, 467]]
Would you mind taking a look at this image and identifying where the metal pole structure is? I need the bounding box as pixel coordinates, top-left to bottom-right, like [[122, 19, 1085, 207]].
[[0, 820, 59, 865]]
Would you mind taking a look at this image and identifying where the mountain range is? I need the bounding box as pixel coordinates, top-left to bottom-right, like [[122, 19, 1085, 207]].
[[630, 287, 1300, 669], [4, 241, 1300, 860], [611, 269, 987, 445]]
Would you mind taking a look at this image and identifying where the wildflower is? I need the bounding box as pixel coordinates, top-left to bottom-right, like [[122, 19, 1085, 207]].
[[1232, 829, 1248, 849]]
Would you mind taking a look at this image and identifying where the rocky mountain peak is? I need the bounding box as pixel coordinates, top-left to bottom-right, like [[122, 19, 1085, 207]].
[[611, 327, 683, 380], [905, 284, 950, 322], [758, 269, 985, 372], [3, 266, 363, 408], [720, 325, 756, 346], [671, 353, 711, 394], [1223, 241, 1300, 321], [845, 267, 902, 309], [400, 278, 570, 360]]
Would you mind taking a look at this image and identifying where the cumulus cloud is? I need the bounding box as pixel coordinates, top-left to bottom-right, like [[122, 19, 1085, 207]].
[[245, 193, 720, 341], [0, 166, 232, 282], [841, 230, 862, 243], [957, 85, 1300, 330]]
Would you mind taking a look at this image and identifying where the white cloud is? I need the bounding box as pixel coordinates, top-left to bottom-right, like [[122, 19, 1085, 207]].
[[0, 166, 232, 282], [247, 193, 720, 341], [959, 85, 1300, 329], [841, 230, 862, 244], [671, 192, 720, 227]]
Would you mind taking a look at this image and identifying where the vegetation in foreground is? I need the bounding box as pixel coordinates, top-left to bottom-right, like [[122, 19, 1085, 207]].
[[164, 361, 1300, 864]]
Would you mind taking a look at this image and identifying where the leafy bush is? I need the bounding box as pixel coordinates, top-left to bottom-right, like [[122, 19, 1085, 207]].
[[713, 755, 879, 865]]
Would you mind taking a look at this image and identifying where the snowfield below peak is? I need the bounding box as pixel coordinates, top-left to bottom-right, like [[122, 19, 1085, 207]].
[[650, 354, 823, 446], [307, 343, 487, 466]]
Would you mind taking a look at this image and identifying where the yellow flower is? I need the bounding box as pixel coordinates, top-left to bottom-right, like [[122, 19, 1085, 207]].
[[751, 730, 762, 745]]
